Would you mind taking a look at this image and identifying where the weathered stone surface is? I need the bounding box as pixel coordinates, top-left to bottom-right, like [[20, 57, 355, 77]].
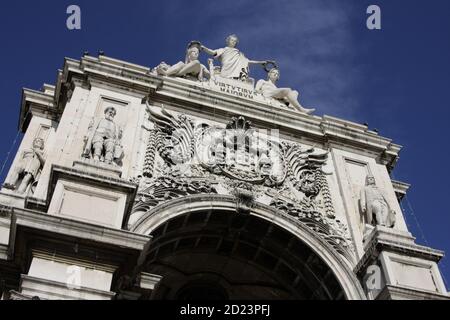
[[0, 51, 446, 300]]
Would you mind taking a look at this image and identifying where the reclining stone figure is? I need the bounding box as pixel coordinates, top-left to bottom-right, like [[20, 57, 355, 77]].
[[255, 68, 315, 114]]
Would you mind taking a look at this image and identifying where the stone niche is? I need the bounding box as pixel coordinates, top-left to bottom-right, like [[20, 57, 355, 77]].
[[46, 165, 137, 229]]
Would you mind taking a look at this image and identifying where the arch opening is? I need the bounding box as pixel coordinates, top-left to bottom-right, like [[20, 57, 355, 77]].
[[143, 210, 348, 300]]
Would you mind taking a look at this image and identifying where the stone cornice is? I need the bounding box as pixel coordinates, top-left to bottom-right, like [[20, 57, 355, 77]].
[[1, 206, 151, 252], [151, 76, 402, 167], [19, 54, 402, 168], [391, 179, 411, 201], [354, 226, 444, 275], [376, 284, 450, 300], [46, 165, 138, 229], [18, 88, 58, 132], [20, 275, 116, 300]]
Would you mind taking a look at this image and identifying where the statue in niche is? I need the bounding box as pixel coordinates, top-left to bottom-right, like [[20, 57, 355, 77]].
[[255, 68, 315, 115], [359, 175, 396, 228], [4, 137, 45, 194], [201, 34, 273, 81], [154, 42, 210, 81], [83, 106, 123, 166]]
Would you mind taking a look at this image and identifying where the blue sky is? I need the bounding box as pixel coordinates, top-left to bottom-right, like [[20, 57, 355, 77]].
[[0, 0, 449, 286]]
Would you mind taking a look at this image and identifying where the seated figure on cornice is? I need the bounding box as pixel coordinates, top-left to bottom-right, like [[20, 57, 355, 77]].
[[154, 42, 210, 82], [255, 68, 315, 115]]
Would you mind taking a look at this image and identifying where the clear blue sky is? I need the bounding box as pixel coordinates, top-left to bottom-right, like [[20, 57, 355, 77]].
[[0, 0, 449, 286]]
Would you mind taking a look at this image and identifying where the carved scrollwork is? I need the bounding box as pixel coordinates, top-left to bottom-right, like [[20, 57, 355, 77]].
[[224, 179, 264, 215], [271, 196, 352, 260], [147, 104, 196, 166], [284, 143, 330, 197], [139, 107, 352, 259], [143, 129, 157, 178], [196, 116, 287, 187], [132, 177, 217, 214]]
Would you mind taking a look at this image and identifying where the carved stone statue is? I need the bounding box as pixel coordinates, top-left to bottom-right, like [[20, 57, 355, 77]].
[[201, 34, 271, 81], [4, 137, 45, 193], [155, 42, 210, 81], [255, 68, 315, 115], [83, 106, 123, 166], [359, 175, 396, 228]]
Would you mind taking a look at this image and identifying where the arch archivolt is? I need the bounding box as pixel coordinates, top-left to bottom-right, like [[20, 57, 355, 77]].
[[130, 194, 366, 300]]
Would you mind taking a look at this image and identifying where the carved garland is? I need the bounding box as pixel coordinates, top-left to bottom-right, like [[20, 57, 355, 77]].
[[132, 176, 217, 214], [143, 129, 157, 178]]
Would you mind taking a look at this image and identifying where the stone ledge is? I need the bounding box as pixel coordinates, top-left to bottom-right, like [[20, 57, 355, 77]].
[[392, 179, 411, 201], [72, 159, 123, 178], [8, 290, 40, 300], [12, 207, 151, 251], [0, 191, 26, 210], [20, 274, 116, 300], [19, 88, 58, 132], [53, 55, 402, 167], [50, 164, 136, 190], [377, 284, 450, 300], [140, 272, 163, 290], [0, 244, 8, 260], [44, 164, 138, 228], [355, 226, 444, 274]]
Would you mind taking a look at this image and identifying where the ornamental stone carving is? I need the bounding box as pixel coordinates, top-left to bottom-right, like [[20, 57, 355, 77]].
[[270, 195, 352, 260], [3, 137, 46, 194], [153, 42, 210, 82], [255, 68, 315, 114], [132, 176, 217, 215], [196, 116, 286, 187], [132, 107, 353, 259], [359, 175, 396, 228], [82, 106, 124, 166], [201, 34, 273, 82]]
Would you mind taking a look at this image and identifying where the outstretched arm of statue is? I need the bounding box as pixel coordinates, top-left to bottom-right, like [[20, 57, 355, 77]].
[[200, 45, 216, 56], [248, 59, 268, 65]]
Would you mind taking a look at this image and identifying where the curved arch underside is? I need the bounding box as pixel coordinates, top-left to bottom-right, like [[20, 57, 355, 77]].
[[143, 210, 348, 300]]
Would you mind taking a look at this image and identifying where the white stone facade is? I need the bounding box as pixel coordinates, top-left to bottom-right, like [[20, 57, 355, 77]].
[[0, 54, 447, 300]]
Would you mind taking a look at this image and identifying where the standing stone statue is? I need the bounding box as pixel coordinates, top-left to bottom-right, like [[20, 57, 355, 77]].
[[83, 106, 123, 166], [255, 68, 315, 114], [4, 137, 46, 193], [155, 42, 210, 81], [359, 175, 396, 228], [201, 34, 271, 81]]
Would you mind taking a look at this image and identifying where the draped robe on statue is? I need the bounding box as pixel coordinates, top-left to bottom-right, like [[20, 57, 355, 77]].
[[214, 47, 250, 80]]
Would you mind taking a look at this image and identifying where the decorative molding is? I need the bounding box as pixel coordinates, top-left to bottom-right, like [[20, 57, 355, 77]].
[[143, 130, 157, 178], [132, 109, 354, 259]]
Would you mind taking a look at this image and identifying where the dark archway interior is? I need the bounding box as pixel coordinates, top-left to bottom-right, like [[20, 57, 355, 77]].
[[144, 210, 346, 300]]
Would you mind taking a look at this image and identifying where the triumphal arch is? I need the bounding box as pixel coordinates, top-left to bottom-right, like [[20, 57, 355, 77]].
[[0, 37, 448, 300]]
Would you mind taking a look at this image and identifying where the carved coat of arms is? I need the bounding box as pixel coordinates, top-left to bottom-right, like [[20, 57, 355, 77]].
[[130, 105, 353, 260]]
